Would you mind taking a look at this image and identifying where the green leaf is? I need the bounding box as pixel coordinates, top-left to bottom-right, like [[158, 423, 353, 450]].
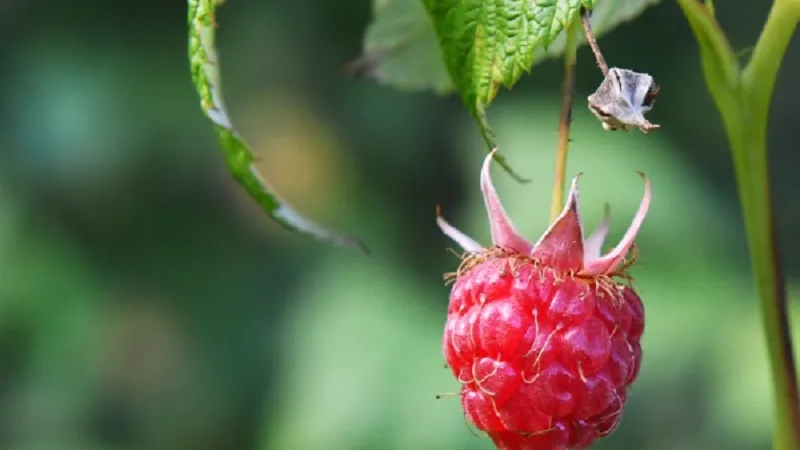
[[347, 0, 454, 94], [422, 0, 593, 128], [540, 0, 662, 59], [352, 0, 662, 182], [420, 0, 598, 182], [354, 0, 662, 96], [187, 0, 366, 253]]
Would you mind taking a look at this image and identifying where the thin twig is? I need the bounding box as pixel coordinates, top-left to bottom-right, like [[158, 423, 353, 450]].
[[550, 18, 579, 221], [580, 8, 609, 77]]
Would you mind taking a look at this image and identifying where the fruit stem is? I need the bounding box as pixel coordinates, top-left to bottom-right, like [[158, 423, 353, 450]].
[[550, 17, 579, 221], [580, 8, 609, 78]]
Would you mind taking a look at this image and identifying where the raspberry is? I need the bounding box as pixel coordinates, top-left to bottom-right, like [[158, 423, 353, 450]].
[[437, 150, 651, 450]]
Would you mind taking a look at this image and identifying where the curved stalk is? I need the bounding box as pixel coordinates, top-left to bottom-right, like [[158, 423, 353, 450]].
[[678, 0, 800, 445], [737, 1, 800, 448]]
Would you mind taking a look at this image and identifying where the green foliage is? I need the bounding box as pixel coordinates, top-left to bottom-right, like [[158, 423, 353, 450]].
[[678, 0, 800, 448], [422, 0, 596, 181], [358, 0, 661, 96], [421, 0, 594, 114], [187, 0, 365, 252], [358, 0, 455, 94], [356, 0, 662, 180]]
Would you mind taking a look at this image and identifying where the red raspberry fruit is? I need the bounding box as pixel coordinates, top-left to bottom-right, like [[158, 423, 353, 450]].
[[437, 149, 651, 450]]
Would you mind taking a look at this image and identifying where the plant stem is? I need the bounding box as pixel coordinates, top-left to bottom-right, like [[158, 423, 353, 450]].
[[680, 0, 799, 443], [580, 8, 609, 77], [734, 1, 800, 448], [729, 113, 800, 450], [704, 0, 716, 16], [742, 0, 800, 123], [550, 18, 579, 220]]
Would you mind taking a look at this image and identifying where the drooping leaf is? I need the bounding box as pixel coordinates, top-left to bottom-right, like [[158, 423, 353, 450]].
[[187, 0, 367, 253]]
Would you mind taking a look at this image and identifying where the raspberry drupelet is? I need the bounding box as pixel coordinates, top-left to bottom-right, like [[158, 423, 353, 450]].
[[437, 149, 651, 450]]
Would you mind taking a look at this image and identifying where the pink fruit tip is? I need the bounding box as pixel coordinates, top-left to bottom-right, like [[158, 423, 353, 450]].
[[437, 149, 651, 277]]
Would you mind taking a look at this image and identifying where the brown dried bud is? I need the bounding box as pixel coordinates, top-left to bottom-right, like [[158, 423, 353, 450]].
[[588, 68, 660, 134]]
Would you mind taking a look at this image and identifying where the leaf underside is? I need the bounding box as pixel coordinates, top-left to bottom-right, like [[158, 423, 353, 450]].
[[188, 0, 366, 252], [356, 0, 661, 96], [347, 0, 455, 94], [353, 0, 661, 178]]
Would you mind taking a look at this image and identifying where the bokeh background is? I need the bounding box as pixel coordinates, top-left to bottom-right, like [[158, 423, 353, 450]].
[[0, 1, 798, 449]]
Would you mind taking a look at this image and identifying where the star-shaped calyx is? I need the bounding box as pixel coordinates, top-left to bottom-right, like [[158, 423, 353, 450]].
[[437, 149, 652, 277]]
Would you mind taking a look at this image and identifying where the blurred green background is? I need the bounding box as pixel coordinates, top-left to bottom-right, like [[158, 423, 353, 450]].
[[0, 1, 798, 449]]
